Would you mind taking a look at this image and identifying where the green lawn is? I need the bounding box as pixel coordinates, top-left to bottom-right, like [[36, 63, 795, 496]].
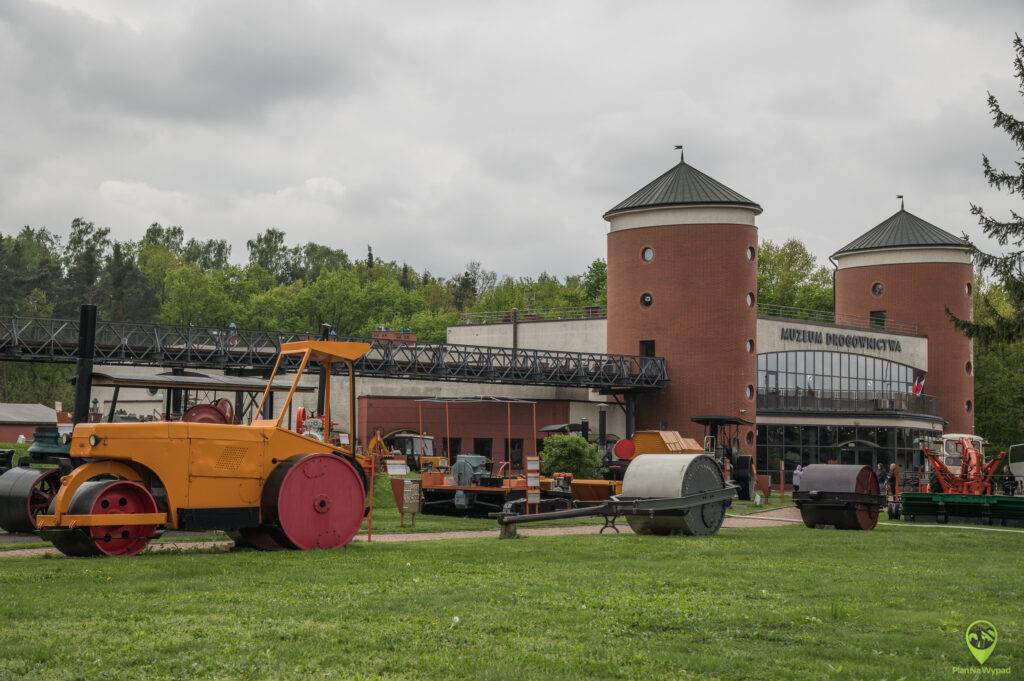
[[727, 496, 795, 515], [1, 441, 30, 466], [0, 524, 1019, 680], [0, 471, 599, 551]]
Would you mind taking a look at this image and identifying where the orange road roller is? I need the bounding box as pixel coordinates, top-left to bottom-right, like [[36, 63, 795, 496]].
[[35, 340, 371, 557]]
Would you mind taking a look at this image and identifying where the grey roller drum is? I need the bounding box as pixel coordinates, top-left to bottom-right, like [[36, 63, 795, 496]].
[[794, 464, 883, 530], [621, 454, 728, 536]]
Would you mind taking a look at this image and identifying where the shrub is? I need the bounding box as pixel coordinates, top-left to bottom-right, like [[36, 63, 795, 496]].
[[540, 434, 602, 478]]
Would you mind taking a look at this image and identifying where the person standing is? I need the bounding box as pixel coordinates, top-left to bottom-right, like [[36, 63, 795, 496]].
[[875, 463, 886, 492], [792, 464, 803, 492]]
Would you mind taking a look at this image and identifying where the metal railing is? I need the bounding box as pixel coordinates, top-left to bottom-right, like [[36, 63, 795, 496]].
[[456, 306, 607, 326], [757, 387, 940, 417], [456, 302, 921, 336], [757, 303, 919, 335], [0, 315, 668, 392]]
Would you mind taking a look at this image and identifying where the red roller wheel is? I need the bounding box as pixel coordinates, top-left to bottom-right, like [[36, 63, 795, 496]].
[[0, 467, 61, 533], [49, 480, 159, 557], [262, 454, 365, 550], [613, 439, 636, 461]]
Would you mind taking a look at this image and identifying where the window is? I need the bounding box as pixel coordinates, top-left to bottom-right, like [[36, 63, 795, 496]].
[[965, 400, 972, 413], [746, 246, 756, 261], [869, 310, 886, 329], [746, 339, 754, 353], [473, 438, 492, 458], [965, 361, 972, 375], [505, 438, 524, 468], [639, 340, 656, 357], [640, 292, 653, 308], [444, 438, 462, 457], [746, 292, 755, 307], [965, 282, 972, 296], [641, 247, 654, 262], [872, 282, 885, 297]]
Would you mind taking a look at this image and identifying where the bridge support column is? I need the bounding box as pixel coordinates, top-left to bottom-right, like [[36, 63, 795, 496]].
[[624, 393, 637, 440], [72, 304, 97, 425]]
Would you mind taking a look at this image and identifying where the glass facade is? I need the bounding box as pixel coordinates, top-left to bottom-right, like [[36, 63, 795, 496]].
[[757, 351, 919, 394], [756, 424, 935, 480]]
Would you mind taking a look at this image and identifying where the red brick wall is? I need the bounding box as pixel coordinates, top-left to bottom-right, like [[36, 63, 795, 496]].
[[607, 223, 758, 443], [835, 261, 974, 433], [358, 396, 569, 468], [0, 423, 49, 442]]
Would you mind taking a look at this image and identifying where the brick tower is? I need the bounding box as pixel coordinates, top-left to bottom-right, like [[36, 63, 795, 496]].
[[833, 206, 974, 433], [604, 153, 761, 445]]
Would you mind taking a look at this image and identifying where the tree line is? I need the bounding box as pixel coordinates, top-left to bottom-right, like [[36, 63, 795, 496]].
[[0, 222, 610, 340]]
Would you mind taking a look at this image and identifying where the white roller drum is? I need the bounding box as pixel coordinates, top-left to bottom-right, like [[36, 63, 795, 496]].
[[621, 453, 727, 536]]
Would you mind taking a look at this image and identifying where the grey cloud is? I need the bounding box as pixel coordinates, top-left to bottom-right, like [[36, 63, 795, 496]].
[[0, 0, 1022, 277]]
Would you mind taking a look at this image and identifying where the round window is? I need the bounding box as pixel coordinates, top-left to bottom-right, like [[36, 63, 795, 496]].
[[745, 292, 755, 307], [745, 431, 754, 445], [746, 246, 755, 261], [965, 360, 972, 375], [872, 282, 885, 297], [965, 282, 973, 296], [640, 292, 653, 308], [641, 247, 654, 263], [745, 339, 754, 353], [745, 385, 754, 400], [965, 399, 973, 413]]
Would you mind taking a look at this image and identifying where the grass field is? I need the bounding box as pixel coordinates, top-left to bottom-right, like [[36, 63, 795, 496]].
[[0, 522, 1019, 680], [0, 470, 602, 551]]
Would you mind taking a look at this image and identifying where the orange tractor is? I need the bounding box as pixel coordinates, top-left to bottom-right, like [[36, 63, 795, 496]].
[[35, 340, 372, 557]]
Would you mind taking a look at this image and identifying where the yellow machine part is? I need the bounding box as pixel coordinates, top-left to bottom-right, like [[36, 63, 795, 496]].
[[36, 421, 355, 529], [632, 430, 704, 454], [36, 339, 371, 533]]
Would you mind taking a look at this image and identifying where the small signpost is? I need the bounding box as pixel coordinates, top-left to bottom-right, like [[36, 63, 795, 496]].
[[390, 477, 422, 527], [525, 456, 541, 514]]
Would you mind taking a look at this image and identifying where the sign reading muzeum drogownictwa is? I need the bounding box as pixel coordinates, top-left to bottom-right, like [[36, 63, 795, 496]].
[[780, 327, 903, 352]]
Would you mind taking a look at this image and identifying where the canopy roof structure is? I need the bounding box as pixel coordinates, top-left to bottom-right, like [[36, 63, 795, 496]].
[[82, 370, 312, 393], [833, 209, 969, 256], [604, 159, 761, 218]]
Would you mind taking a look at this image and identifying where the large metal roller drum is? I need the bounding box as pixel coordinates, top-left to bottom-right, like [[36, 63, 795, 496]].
[[795, 464, 882, 531], [0, 467, 62, 533], [621, 454, 727, 536]]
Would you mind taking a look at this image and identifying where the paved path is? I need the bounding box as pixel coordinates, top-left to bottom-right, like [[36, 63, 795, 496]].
[[0, 509, 807, 559]]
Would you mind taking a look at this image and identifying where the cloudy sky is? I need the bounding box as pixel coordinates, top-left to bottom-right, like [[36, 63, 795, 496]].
[[1, 1, 1022, 277]]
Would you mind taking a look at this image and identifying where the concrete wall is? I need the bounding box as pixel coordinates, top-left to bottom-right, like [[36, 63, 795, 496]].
[[756, 317, 928, 371], [448, 318, 607, 354]]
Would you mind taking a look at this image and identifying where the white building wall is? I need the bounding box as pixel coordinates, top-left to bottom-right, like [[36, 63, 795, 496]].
[[448, 319, 607, 354], [756, 317, 928, 370]]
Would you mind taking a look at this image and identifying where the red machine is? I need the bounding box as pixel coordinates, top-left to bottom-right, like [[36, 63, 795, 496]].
[[922, 437, 1007, 495]]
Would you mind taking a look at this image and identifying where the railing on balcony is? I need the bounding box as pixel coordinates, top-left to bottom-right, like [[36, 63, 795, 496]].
[[455, 302, 920, 336], [456, 306, 607, 326], [756, 303, 919, 335], [757, 388, 940, 417]]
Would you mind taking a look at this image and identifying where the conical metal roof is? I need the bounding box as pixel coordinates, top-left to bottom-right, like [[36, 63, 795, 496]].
[[833, 209, 969, 256], [604, 160, 761, 218]]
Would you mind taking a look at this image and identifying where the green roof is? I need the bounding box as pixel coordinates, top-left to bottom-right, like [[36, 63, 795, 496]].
[[833, 209, 969, 256], [604, 160, 761, 218]]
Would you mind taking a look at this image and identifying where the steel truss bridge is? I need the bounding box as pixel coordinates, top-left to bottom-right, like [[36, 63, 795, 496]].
[[0, 315, 668, 393]]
